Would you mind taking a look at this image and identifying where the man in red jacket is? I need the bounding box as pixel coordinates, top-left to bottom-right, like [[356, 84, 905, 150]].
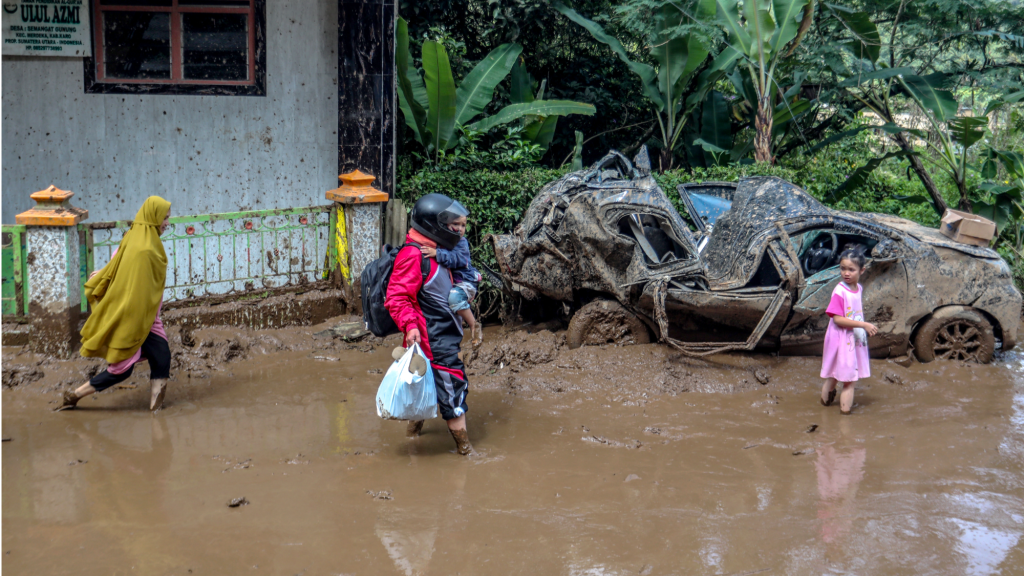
[[385, 194, 474, 455]]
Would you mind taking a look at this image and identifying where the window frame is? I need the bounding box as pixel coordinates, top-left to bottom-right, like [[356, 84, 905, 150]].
[[84, 0, 266, 96]]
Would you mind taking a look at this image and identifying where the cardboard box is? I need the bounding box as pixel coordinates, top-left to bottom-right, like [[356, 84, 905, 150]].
[[939, 209, 996, 247]]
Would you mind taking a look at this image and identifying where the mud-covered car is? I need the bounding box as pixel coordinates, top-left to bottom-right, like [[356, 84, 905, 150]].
[[491, 149, 1021, 363]]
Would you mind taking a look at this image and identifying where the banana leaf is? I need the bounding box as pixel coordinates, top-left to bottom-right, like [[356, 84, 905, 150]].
[[554, 2, 665, 111], [422, 41, 457, 154], [828, 3, 880, 63], [466, 100, 596, 133], [396, 18, 428, 145], [772, 0, 811, 51], [455, 43, 522, 126], [510, 58, 534, 105], [716, 0, 754, 57], [901, 73, 957, 122], [527, 115, 560, 152], [948, 117, 987, 149]]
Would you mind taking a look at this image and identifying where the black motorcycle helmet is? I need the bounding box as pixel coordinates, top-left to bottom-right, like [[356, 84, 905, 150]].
[[410, 193, 469, 250]]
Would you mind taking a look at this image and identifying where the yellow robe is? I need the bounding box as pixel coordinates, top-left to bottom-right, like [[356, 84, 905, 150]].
[[80, 196, 171, 364]]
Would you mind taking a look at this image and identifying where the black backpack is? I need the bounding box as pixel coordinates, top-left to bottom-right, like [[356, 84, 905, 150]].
[[360, 243, 430, 337]]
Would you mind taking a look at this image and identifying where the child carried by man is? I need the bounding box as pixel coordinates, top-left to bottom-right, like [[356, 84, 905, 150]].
[[419, 214, 484, 346]]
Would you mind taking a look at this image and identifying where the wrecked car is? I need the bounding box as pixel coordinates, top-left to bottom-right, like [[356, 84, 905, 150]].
[[491, 148, 1021, 364]]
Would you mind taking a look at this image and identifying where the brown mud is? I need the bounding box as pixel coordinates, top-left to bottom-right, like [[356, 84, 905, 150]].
[[4, 318, 1024, 574]]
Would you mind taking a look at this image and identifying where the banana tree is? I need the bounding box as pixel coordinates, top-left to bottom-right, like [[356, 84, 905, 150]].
[[396, 17, 595, 164], [713, 0, 815, 164], [555, 0, 734, 171]]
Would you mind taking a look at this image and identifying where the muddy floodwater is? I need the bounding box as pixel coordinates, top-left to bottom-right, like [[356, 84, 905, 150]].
[[4, 318, 1024, 575]]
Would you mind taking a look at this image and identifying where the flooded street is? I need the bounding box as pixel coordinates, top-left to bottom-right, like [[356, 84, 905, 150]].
[[4, 319, 1024, 575]]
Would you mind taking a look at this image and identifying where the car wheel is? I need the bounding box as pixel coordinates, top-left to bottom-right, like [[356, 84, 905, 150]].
[[913, 306, 996, 364], [566, 300, 651, 349]]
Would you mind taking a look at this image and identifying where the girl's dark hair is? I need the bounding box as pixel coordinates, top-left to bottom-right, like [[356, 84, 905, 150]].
[[838, 244, 868, 269]]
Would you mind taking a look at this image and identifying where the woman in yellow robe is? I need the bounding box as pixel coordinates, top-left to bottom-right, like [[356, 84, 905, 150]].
[[57, 196, 172, 411]]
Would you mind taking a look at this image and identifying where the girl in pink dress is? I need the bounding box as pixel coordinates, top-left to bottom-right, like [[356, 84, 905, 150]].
[[820, 245, 877, 415]]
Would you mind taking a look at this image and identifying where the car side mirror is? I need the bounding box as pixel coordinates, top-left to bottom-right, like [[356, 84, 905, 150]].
[[870, 238, 900, 262]]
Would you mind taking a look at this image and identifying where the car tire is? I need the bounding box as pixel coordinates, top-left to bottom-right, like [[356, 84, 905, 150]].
[[566, 300, 651, 350], [913, 306, 996, 364]]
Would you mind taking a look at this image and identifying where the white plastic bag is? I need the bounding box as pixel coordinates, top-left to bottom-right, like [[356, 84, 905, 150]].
[[375, 344, 438, 421]]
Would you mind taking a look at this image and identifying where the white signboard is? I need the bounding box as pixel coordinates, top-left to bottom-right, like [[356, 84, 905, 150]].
[[2, 0, 91, 56]]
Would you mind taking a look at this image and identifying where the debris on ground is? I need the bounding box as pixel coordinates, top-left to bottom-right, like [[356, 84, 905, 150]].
[[753, 368, 771, 385], [227, 497, 249, 508], [883, 371, 905, 385], [314, 321, 370, 342], [367, 490, 393, 501], [805, 424, 818, 433], [2, 364, 44, 388]]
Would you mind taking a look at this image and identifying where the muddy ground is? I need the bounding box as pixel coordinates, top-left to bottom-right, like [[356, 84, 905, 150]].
[[3, 317, 1024, 575]]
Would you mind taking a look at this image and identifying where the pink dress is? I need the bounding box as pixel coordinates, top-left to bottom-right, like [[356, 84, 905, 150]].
[[105, 248, 167, 375], [820, 282, 871, 382]]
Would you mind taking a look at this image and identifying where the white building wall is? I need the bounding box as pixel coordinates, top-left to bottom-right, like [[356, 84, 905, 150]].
[[2, 0, 339, 223]]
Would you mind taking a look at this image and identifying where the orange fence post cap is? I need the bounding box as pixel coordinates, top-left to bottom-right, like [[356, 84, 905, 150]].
[[16, 185, 88, 226], [325, 170, 389, 204]]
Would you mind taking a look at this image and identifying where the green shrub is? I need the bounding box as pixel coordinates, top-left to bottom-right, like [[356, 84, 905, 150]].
[[396, 161, 567, 299]]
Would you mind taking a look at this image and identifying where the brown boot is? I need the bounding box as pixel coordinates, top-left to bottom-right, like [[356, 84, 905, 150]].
[[406, 420, 424, 437], [449, 428, 474, 455], [54, 389, 80, 412]]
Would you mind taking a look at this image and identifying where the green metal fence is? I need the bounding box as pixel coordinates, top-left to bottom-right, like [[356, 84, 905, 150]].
[[83, 206, 334, 303], [1, 225, 28, 318]]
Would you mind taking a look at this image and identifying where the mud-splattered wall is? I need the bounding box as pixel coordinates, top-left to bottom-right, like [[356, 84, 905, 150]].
[[1, 0, 340, 224]]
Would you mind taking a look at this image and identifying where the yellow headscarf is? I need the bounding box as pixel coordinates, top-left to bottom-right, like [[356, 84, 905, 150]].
[[80, 196, 171, 364]]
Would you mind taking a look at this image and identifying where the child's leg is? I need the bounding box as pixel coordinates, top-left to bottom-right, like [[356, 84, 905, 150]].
[[821, 377, 837, 405], [456, 308, 475, 331], [839, 381, 855, 413], [458, 308, 483, 345]]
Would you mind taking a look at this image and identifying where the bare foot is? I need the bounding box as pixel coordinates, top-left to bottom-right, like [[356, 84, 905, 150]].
[[471, 324, 483, 348], [150, 380, 167, 411]]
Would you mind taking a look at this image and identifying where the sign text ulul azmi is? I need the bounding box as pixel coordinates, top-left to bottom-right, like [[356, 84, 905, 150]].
[[2, 0, 92, 57]]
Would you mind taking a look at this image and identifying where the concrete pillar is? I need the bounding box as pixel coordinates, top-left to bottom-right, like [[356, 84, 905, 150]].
[[337, 0, 396, 197], [326, 170, 388, 287], [15, 186, 88, 358]]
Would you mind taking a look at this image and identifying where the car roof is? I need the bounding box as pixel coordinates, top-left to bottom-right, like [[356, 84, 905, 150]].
[[701, 176, 831, 284]]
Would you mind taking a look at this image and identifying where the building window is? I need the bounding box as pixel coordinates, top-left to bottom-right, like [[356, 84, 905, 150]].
[[84, 0, 266, 96]]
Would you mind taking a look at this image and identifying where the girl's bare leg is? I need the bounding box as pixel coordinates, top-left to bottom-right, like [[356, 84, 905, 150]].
[[150, 379, 167, 411], [821, 378, 837, 405], [839, 381, 855, 413], [457, 309, 482, 346]]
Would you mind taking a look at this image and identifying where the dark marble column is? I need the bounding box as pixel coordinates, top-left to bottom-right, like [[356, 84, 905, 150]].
[[338, 0, 395, 196]]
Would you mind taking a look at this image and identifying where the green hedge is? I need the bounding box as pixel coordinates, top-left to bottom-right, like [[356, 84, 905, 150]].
[[395, 165, 569, 275]]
